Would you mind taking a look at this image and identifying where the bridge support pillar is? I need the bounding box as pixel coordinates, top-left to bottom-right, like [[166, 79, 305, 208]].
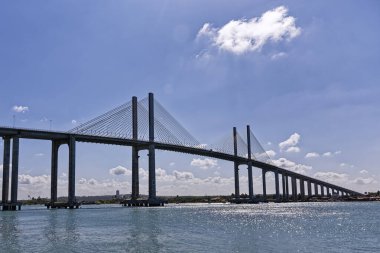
[[68, 136, 76, 207], [233, 127, 239, 200], [246, 125, 253, 200], [275, 171, 280, 202], [50, 141, 60, 203], [282, 174, 286, 201], [148, 93, 156, 201], [131, 96, 139, 200], [285, 175, 289, 201], [10, 137, 19, 208], [327, 187, 330, 196], [262, 170, 267, 201], [307, 181, 312, 198], [321, 185, 325, 197], [291, 177, 297, 201], [314, 183, 318, 196], [148, 145, 156, 199], [2, 137, 11, 205], [247, 163, 253, 200], [300, 179, 305, 201]]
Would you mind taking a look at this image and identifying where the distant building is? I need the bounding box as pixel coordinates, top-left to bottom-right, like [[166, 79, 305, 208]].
[[116, 190, 120, 199]]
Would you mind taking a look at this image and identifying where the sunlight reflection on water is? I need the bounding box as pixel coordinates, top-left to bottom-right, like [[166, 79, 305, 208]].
[[0, 202, 379, 252]]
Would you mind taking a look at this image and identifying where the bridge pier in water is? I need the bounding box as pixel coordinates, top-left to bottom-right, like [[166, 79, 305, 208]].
[[1, 136, 22, 211], [262, 170, 267, 201], [274, 171, 280, 202], [300, 179, 305, 201], [46, 137, 80, 209]]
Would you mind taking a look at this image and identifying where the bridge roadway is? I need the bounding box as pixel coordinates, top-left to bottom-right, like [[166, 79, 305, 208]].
[[0, 125, 361, 210]]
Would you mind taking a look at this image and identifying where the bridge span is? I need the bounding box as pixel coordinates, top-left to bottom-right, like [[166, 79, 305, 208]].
[[0, 93, 361, 210]]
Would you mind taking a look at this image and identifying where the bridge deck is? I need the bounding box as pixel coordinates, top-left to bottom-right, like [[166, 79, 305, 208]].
[[0, 126, 361, 196]]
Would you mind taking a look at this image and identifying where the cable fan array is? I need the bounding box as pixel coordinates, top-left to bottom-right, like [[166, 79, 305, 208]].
[[68, 96, 272, 162]]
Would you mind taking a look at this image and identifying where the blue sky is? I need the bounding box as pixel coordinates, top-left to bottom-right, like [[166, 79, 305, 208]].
[[1, 1, 379, 198]]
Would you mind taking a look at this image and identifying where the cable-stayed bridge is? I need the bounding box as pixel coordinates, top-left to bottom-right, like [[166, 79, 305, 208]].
[[0, 93, 361, 210]]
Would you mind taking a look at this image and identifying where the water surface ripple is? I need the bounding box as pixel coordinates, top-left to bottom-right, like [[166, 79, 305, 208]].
[[0, 202, 379, 252]]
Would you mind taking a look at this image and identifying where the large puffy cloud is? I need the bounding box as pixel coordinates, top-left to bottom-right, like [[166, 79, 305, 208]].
[[279, 133, 301, 152], [191, 158, 218, 169], [272, 157, 312, 174], [197, 6, 301, 55], [109, 166, 131, 176]]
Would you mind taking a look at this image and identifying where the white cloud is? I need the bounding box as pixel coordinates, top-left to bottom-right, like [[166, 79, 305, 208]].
[[271, 52, 287, 60], [109, 165, 131, 176], [18, 174, 50, 185], [34, 153, 45, 157], [197, 6, 301, 55], [351, 177, 377, 185], [173, 170, 194, 181], [266, 150, 276, 158], [169, 162, 175, 166], [13, 105, 29, 113], [285, 146, 300, 153], [322, 151, 341, 157], [313, 172, 348, 182], [305, 152, 320, 159], [340, 163, 346, 167], [272, 157, 312, 174], [267, 142, 272, 145], [88, 178, 98, 185], [190, 158, 218, 169], [322, 152, 332, 157], [71, 120, 77, 124], [359, 169, 368, 174], [279, 133, 300, 151], [156, 168, 167, 177]]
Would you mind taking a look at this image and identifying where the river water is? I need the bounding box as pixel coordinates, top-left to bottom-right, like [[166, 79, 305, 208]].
[[0, 202, 379, 252]]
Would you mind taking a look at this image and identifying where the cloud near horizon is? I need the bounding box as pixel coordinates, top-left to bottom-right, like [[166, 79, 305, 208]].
[[197, 6, 301, 55], [191, 158, 218, 169], [109, 166, 131, 176]]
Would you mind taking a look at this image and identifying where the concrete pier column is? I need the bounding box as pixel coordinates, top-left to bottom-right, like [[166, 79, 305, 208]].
[[148, 93, 156, 200], [285, 175, 289, 201], [321, 185, 325, 196], [50, 141, 60, 203], [300, 179, 305, 200], [10, 137, 19, 204], [2, 137, 11, 203], [314, 183, 318, 196], [307, 181, 312, 197], [262, 170, 267, 200], [275, 171, 280, 202], [291, 177, 297, 201], [246, 125, 253, 200], [327, 187, 330, 196], [131, 96, 139, 200], [68, 136, 76, 206], [233, 127, 239, 199], [282, 174, 286, 201]]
